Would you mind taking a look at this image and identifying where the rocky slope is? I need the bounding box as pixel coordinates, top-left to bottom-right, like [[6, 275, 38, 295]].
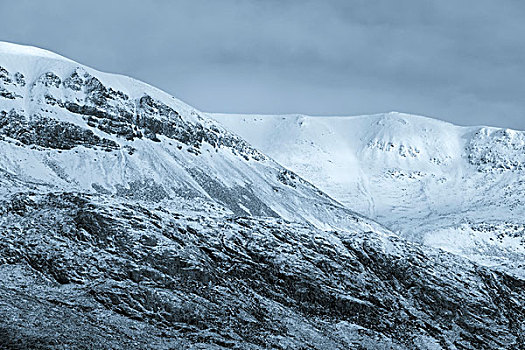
[[0, 42, 524, 349], [0, 41, 369, 232], [212, 112, 525, 278], [1, 192, 524, 349]]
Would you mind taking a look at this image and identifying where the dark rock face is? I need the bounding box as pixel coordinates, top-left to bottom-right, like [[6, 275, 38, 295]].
[[1, 64, 266, 160], [24, 67, 266, 160], [0, 192, 523, 349], [0, 87, 19, 100], [468, 128, 525, 172], [0, 66, 25, 87], [0, 66, 24, 100], [0, 109, 119, 151]]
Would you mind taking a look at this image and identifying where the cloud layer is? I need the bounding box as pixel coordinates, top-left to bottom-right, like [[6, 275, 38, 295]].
[[1, 0, 524, 128]]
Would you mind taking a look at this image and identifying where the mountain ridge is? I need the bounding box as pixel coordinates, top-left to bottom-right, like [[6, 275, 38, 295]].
[[0, 42, 524, 349], [0, 41, 377, 232], [212, 111, 525, 278]]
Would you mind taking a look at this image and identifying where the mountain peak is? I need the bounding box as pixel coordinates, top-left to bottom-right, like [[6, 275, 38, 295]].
[[0, 41, 372, 232], [213, 111, 525, 278]]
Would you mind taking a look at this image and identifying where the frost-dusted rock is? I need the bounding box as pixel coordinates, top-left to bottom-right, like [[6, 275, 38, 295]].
[[0, 193, 523, 349], [0, 109, 119, 150], [468, 127, 525, 172]]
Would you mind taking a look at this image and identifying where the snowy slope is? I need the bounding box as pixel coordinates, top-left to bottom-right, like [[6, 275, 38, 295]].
[[212, 112, 525, 276], [0, 41, 376, 232]]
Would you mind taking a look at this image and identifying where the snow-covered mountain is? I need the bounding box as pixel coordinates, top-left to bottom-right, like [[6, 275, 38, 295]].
[[1, 42, 524, 349], [212, 112, 525, 277], [0, 41, 374, 232]]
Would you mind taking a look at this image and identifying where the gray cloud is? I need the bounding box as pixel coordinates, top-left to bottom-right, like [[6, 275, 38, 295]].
[[0, 0, 524, 128]]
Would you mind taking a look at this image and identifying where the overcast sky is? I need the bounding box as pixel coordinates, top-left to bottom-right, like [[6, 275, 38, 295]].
[[1, 0, 524, 129]]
